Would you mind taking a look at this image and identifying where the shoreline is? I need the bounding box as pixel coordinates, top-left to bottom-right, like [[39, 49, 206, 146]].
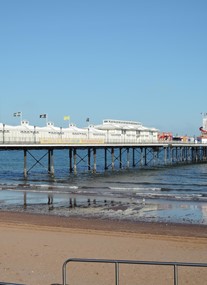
[[1, 185, 207, 226], [1, 210, 207, 239]]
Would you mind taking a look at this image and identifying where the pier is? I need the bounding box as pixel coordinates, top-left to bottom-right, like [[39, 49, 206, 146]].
[[0, 142, 207, 178]]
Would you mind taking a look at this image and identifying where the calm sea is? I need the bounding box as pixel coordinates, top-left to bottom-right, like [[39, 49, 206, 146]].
[[0, 149, 207, 225]]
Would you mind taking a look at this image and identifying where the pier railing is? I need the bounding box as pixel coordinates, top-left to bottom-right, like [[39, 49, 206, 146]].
[[62, 258, 207, 285], [0, 137, 204, 145]]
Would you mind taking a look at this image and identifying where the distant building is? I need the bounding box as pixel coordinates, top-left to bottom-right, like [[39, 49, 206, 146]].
[[158, 132, 173, 141], [94, 119, 158, 143], [199, 113, 207, 143]]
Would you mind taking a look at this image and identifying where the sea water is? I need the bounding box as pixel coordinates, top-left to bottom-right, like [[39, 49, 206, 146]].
[[0, 149, 207, 225]]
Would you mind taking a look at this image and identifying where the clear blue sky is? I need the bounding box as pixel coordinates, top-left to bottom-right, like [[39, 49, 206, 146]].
[[0, 0, 207, 136]]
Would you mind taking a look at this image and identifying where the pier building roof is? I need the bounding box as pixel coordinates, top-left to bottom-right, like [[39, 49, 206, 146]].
[[94, 119, 158, 132]]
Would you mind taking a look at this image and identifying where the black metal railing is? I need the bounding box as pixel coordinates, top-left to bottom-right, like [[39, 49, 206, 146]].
[[62, 258, 207, 285]]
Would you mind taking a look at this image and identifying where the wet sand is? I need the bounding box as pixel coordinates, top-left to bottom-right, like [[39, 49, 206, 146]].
[[0, 211, 207, 285]]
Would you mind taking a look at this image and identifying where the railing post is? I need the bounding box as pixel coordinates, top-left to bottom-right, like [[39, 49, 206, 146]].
[[174, 264, 178, 285], [115, 262, 119, 285], [62, 261, 67, 285]]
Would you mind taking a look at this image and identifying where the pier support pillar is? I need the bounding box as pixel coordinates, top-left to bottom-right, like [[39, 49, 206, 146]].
[[48, 149, 54, 176], [24, 192, 27, 208], [93, 148, 96, 173], [164, 147, 167, 164], [176, 147, 179, 162], [180, 147, 184, 162], [23, 149, 27, 178], [132, 148, 135, 167], [144, 147, 147, 166], [187, 147, 191, 162], [204, 147, 207, 161], [195, 148, 198, 162], [140, 147, 143, 166], [119, 148, 122, 169], [69, 148, 73, 173], [170, 147, 173, 164], [88, 148, 91, 171], [185, 147, 188, 162], [127, 147, 130, 168], [153, 148, 158, 166], [191, 147, 194, 162], [111, 147, 114, 170], [104, 148, 108, 170], [48, 194, 53, 205], [73, 148, 77, 174]]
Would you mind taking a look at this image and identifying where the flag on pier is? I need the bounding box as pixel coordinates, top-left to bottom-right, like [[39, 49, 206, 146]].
[[40, 114, 47, 118], [13, 112, 22, 117], [64, 115, 70, 121]]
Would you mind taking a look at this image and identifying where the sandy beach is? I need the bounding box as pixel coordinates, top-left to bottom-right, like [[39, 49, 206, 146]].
[[0, 211, 207, 285]]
